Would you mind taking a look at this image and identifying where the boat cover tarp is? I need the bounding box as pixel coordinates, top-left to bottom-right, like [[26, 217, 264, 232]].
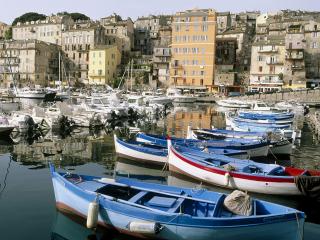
[[223, 190, 253, 216], [294, 176, 320, 201]]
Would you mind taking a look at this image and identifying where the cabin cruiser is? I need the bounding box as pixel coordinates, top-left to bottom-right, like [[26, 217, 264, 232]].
[[142, 91, 172, 105], [166, 88, 196, 104], [14, 88, 54, 99]]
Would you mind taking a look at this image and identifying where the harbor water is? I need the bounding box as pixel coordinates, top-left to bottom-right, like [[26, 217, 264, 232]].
[[0, 104, 320, 239]]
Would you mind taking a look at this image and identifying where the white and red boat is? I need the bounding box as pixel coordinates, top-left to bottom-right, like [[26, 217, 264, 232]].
[[168, 141, 320, 196]]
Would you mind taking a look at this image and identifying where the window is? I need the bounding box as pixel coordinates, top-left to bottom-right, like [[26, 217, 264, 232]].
[[202, 25, 208, 32], [313, 32, 318, 38], [200, 79, 204, 85], [98, 70, 102, 76], [258, 56, 263, 61], [312, 42, 318, 48], [259, 66, 263, 72]]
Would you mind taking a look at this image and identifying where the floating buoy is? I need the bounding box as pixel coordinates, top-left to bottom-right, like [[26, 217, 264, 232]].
[[224, 172, 231, 186], [86, 196, 99, 229], [128, 221, 161, 234]]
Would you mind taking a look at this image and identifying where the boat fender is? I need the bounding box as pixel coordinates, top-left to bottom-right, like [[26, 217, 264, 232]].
[[86, 195, 99, 229], [224, 172, 231, 186], [128, 221, 162, 234]]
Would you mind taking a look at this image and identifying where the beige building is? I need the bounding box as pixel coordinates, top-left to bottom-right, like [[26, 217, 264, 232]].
[[62, 21, 105, 84], [101, 14, 134, 54], [0, 40, 60, 88], [249, 36, 286, 92], [12, 15, 74, 45], [88, 45, 121, 86], [0, 22, 9, 39], [304, 20, 320, 87], [170, 9, 217, 92]]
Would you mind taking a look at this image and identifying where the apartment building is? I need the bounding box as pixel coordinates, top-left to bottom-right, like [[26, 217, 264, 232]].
[[170, 9, 217, 92], [249, 36, 286, 92], [62, 21, 105, 84], [88, 45, 121, 86], [101, 13, 134, 53], [0, 40, 60, 88], [215, 38, 241, 94], [12, 15, 74, 45], [304, 20, 320, 87], [134, 15, 171, 55], [0, 22, 9, 39]]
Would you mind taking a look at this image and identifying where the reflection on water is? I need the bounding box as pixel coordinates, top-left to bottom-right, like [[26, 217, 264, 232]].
[[0, 105, 320, 239]]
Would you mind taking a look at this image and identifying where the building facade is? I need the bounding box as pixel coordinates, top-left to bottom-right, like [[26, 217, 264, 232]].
[[249, 36, 286, 92], [12, 15, 74, 45], [215, 38, 241, 94], [0, 22, 9, 39], [0, 40, 60, 88], [170, 9, 217, 92], [62, 21, 105, 84], [101, 14, 134, 54], [88, 45, 121, 86]]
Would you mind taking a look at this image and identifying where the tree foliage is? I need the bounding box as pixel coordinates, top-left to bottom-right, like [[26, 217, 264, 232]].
[[4, 27, 12, 39], [12, 12, 46, 26], [57, 12, 90, 21]]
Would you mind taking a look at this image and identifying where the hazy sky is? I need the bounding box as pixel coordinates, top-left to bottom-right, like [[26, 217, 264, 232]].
[[0, 0, 319, 24]]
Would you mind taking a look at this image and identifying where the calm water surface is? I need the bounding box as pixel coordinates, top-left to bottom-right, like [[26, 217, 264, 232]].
[[0, 105, 320, 239]]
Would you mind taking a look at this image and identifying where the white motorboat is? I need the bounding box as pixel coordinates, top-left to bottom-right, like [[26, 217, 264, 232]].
[[216, 99, 251, 108], [166, 88, 196, 104], [15, 88, 51, 99], [142, 91, 172, 105]]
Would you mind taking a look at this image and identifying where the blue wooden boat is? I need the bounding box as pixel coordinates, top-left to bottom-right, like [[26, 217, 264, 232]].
[[50, 163, 305, 240], [189, 128, 293, 155], [136, 133, 269, 157], [232, 117, 292, 128], [238, 111, 294, 121], [114, 135, 249, 164], [168, 143, 320, 195], [234, 116, 293, 125], [189, 128, 267, 140]]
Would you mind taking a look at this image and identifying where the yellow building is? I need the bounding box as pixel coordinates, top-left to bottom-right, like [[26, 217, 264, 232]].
[[88, 45, 121, 85], [170, 9, 217, 92]]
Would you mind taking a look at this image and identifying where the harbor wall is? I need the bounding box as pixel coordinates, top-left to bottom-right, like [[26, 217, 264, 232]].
[[234, 89, 320, 104]]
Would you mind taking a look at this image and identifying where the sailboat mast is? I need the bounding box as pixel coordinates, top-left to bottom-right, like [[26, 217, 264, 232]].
[[58, 51, 61, 89], [130, 59, 133, 91]]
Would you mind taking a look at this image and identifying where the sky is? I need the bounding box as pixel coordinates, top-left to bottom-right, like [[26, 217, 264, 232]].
[[0, 0, 319, 24]]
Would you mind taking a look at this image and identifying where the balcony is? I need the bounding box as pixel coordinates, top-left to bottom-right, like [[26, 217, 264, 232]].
[[286, 53, 304, 60], [260, 79, 283, 85], [291, 65, 304, 71], [258, 46, 278, 53], [170, 63, 183, 69], [266, 59, 283, 65]]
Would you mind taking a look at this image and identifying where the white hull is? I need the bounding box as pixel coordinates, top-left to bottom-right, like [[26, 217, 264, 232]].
[[216, 100, 251, 109], [173, 97, 196, 103], [114, 135, 167, 164], [244, 145, 269, 157], [269, 142, 293, 155], [168, 146, 300, 195]]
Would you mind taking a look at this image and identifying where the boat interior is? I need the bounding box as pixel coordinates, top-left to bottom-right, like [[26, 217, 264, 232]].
[[58, 171, 299, 219]]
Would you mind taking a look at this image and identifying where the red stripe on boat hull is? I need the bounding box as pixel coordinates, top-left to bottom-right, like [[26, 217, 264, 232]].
[[170, 146, 295, 183]]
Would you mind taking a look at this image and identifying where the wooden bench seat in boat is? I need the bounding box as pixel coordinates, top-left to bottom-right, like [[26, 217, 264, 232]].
[[128, 191, 148, 203]]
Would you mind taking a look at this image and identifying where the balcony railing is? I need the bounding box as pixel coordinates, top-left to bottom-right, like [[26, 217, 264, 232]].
[[258, 47, 278, 53], [266, 59, 283, 65], [286, 53, 304, 60], [291, 65, 304, 70]]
